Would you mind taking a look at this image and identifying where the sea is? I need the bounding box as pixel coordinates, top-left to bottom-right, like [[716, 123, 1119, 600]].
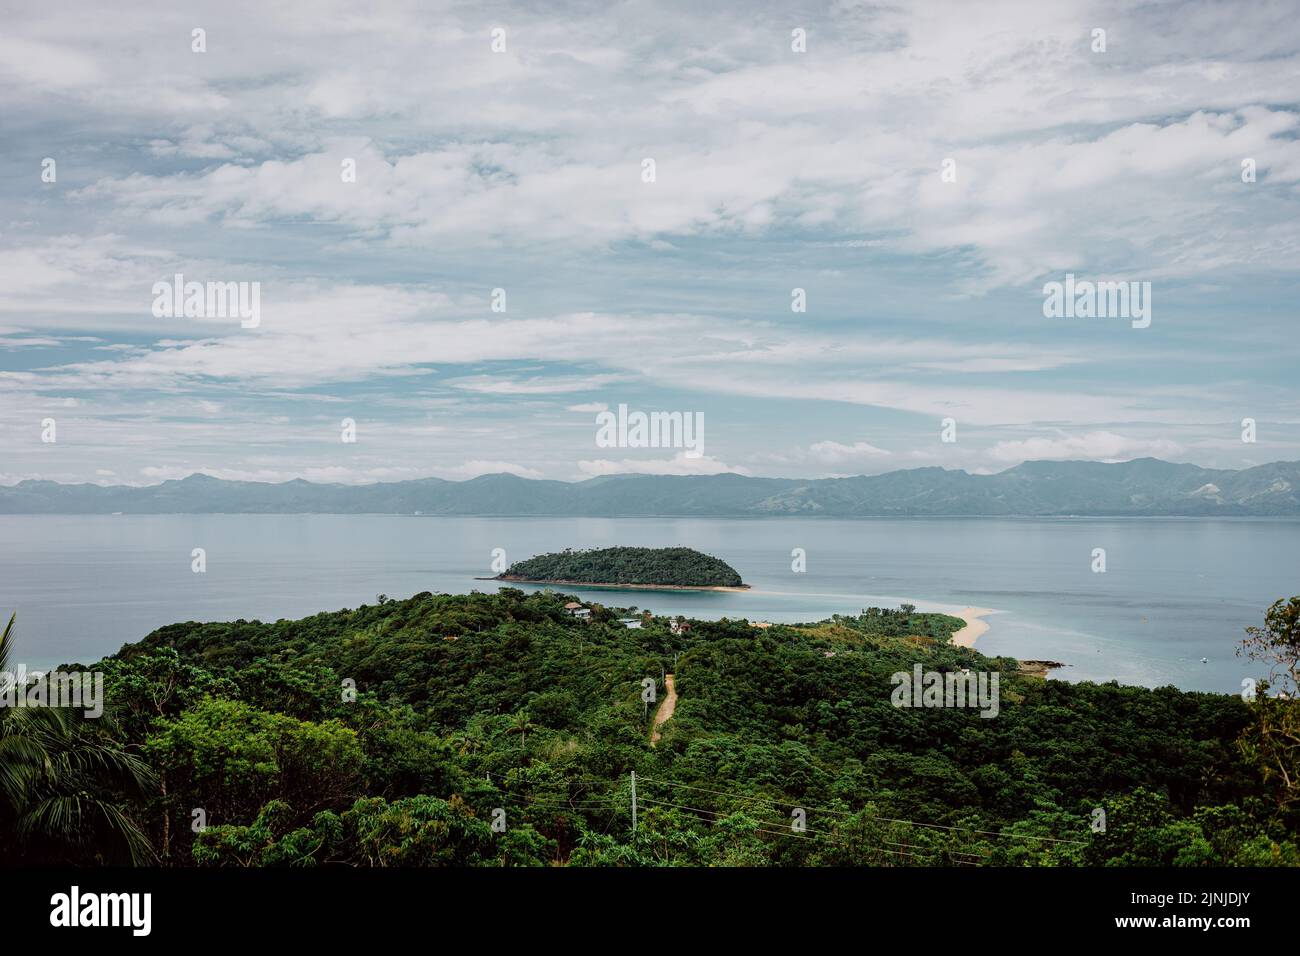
[[2, 514, 1295, 693]]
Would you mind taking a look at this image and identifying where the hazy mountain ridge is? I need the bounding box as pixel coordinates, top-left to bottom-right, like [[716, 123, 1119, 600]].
[[4, 458, 1298, 516]]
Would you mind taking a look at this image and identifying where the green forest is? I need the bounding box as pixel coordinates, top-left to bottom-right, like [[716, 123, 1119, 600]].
[[2, 590, 1298, 867], [500, 546, 746, 588]]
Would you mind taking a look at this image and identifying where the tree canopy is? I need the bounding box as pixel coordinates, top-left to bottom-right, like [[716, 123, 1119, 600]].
[[3, 589, 1296, 867], [500, 547, 745, 588]]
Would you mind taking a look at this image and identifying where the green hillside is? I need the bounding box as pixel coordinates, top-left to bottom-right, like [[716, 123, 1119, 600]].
[[6, 589, 1296, 867]]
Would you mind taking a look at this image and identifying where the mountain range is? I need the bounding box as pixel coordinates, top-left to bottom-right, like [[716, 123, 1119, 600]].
[[3, 458, 1299, 516]]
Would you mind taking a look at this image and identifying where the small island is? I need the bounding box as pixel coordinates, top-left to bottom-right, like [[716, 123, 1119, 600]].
[[494, 546, 749, 591]]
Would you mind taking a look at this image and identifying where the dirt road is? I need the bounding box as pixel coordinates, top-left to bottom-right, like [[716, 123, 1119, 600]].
[[650, 673, 677, 746]]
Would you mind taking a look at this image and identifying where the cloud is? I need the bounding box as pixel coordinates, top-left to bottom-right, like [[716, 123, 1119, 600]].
[[2, 0, 1298, 483], [68, 107, 1300, 287], [0, 336, 62, 348], [807, 440, 892, 464], [988, 431, 1185, 462], [31, 0, 1300, 289], [448, 374, 624, 395], [576, 453, 749, 477], [0, 35, 103, 88]]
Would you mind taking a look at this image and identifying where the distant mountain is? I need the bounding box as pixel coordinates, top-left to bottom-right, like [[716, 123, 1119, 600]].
[[3, 458, 1299, 516]]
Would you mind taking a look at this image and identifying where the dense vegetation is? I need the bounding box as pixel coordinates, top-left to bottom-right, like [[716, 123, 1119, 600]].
[[500, 546, 745, 588], [3, 590, 1298, 867]]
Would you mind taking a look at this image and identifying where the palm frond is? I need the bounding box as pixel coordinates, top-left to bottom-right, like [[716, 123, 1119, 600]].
[[20, 793, 155, 865], [0, 613, 15, 678], [0, 614, 157, 863]]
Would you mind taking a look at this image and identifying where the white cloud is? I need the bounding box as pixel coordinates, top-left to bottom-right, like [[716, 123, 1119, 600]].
[[0, 36, 103, 88], [807, 440, 892, 464], [2, 0, 1297, 484], [576, 453, 749, 477], [448, 374, 624, 396], [988, 431, 1185, 462]]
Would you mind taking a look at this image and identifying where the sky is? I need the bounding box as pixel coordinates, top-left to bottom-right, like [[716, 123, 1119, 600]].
[[2, 0, 1299, 485]]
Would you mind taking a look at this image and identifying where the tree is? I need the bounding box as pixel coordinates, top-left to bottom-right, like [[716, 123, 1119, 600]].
[[509, 710, 535, 750], [145, 697, 364, 855], [342, 795, 496, 866], [1237, 597, 1300, 811], [1240, 597, 1300, 695], [193, 800, 342, 867], [99, 648, 231, 742], [1084, 789, 1212, 866], [0, 613, 154, 864]]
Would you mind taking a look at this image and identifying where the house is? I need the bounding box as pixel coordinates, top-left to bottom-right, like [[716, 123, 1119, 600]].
[[563, 602, 592, 621], [670, 618, 691, 635], [618, 618, 642, 629]]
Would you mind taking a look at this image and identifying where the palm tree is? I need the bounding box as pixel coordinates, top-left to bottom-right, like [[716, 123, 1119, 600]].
[[451, 730, 480, 757], [508, 710, 535, 750], [0, 613, 155, 864]]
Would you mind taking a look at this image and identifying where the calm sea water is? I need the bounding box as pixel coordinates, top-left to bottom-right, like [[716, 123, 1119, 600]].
[[2, 514, 1295, 692]]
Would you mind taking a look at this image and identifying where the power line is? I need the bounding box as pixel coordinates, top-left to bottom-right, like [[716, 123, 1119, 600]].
[[638, 795, 811, 834], [480, 776, 988, 865], [638, 776, 1086, 846], [635, 794, 970, 863], [485, 770, 629, 789], [481, 769, 1086, 858], [486, 791, 620, 812]]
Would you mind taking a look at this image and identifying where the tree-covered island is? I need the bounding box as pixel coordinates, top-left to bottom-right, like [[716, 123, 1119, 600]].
[[496, 546, 748, 590]]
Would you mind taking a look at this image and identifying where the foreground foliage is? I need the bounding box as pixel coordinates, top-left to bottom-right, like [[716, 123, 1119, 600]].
[[0, 614, 153, 864], [4, 590, 1298, 866]]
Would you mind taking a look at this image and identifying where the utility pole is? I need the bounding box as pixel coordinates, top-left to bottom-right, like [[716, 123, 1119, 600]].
[[631, 771, 637, 833]]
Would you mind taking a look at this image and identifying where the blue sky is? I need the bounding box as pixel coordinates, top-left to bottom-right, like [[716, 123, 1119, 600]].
[[2, 0, 1298, 484]]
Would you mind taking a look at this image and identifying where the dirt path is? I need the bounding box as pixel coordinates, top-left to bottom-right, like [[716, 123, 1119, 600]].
[[650, 674, 677, 746]]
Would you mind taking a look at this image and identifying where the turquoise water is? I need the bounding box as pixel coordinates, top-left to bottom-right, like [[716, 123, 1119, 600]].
[[2, 514, 1295, 692]]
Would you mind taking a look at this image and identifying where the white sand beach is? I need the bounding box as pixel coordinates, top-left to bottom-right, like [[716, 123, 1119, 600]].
[[949, 607, 996, 648]]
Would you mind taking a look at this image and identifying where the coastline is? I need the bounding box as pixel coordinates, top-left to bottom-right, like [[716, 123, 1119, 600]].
[[948, 607, 995, 648], [482, 576, 751, 593], [942, 606, 1063, 674]]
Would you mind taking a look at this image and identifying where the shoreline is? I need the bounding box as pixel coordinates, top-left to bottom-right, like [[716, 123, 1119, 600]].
[[948, 607, 996, 648], [481, 576, 751, 593], [942, 606, 1063, 673], [473, 581, 1048, 667]]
